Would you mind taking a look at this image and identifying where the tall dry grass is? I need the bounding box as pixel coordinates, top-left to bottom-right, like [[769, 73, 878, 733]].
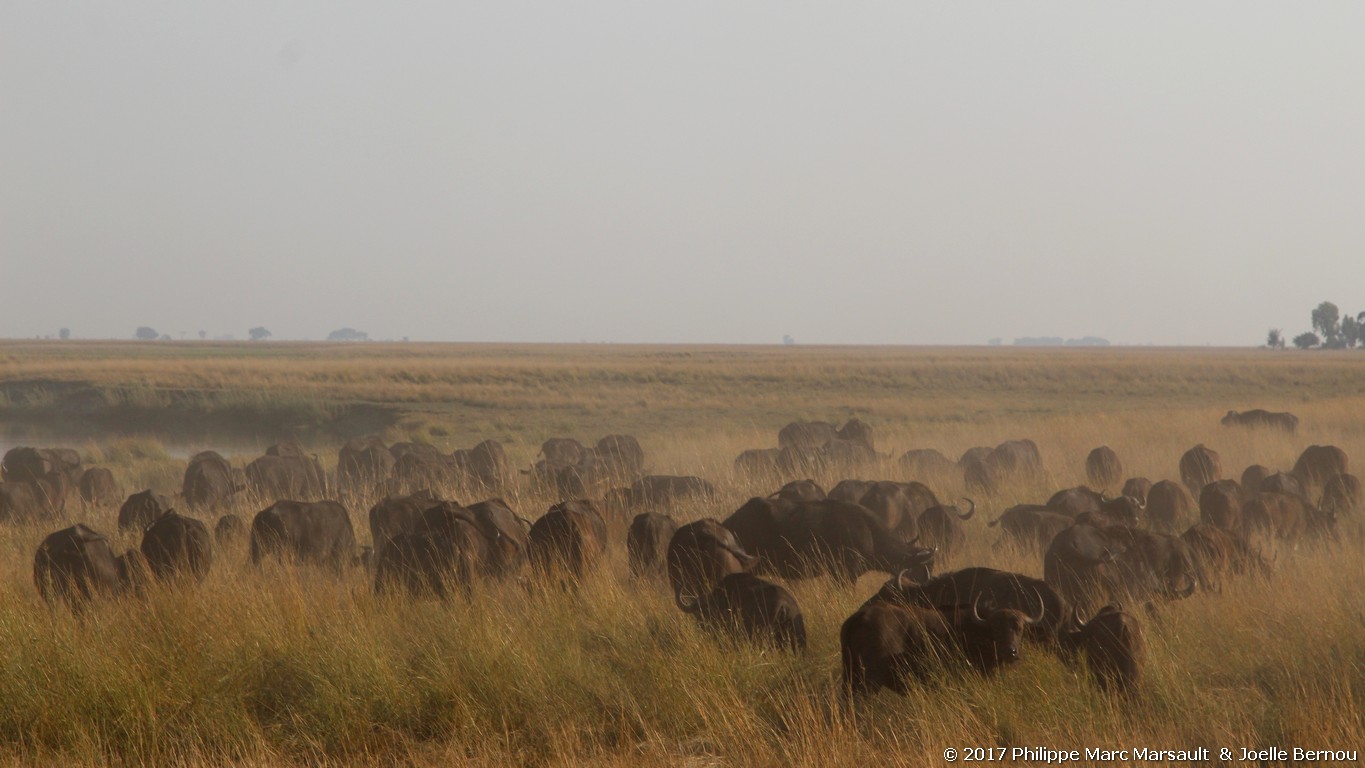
[[0, 343, 1361, 765]]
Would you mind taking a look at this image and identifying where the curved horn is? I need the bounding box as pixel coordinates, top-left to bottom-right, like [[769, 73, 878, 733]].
[[1170, 572, 1197, 599], [675, 590, 700, 614], [915, 546, 937, 565], [970, 593, 989, 626], [957, 498, 976, 521], [1098, 490, 1111, 503], [1026, 588, 1046, 624], [1069, 604, 1088, 631]]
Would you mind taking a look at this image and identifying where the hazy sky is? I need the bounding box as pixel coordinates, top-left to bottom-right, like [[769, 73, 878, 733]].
[[3, 3, 1363, 345]]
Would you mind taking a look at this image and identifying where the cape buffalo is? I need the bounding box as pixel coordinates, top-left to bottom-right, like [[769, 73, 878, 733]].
[[677, 572, 807, 652], [1259, 471, 1309, 502], [1199, 480, 1245, 532], [778, 421, 839, 452], [527, 500, 608, 585], [140, 510, 213, 583], [392, 451, 458, 494], [78, 467, 120, 507], [627, 512, 678, 578], [723, 498, 935, 586], [734, 448, 783, 479], [1180, 522, 1272, 591], [1320, 473, 1361, 519], [816, 439, 878, 472], [246, 454, 327, 500], [369, 490, 444, 560], [250, 500, 357, 571], [1062, 605, 1144, 693], [1292, 445, 1349, 499], [182, 451, 239, 509], [836, 417, 875, 451], [899, 448, 955, 478], [915, 498, 975, 557], [865, 566, 1068, 645], [1145, 480, 1194, 533], [963, 440, 1043, 493], [1242, 490, 1333, 542], [666, 518, 757, 601], [1221, 409, 1298, 433], [34, 524, 149, 609], [988, 505, 1075, 553], [0, 474, 70, 523], [118, 490, 174, 532], [464, 439, 511, 491], [1086, 447, 1124, 489], [594, 434, 645, 481], [1046, 487, 1143, 526], [215, 513, 246, 546], [829, 480, 927, 541], [374, 500, 526, 598], [337, 437, 395, 496], [772, 479, 826, 503], [3, 447, 80, 483], [1121, 477, 1152, 506], [538, 437, 589, 466], [1045, 516, 1196, 614], [1179, 444, 1222, 498], [1240, 464, 1272, 493], [609, 475, 716, 513]]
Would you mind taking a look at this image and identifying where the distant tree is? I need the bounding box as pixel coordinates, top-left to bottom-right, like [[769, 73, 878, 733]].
[[248, 326, 272, 341], [782, 334, 795, 346], [198, 330, 207, 340], [1266, 329, 1284, 349], [1341, 314, 1361, 349], [326, 327, 369, 341], [158, 334, 172, 341], [1292, 332, 1321, 350], [135, 326, 159, 341], [58, 328, 70, 340], [1312, 301, 1341, 347]]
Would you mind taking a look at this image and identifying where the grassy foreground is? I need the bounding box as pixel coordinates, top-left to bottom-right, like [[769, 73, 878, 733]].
[[0, 342, 1362, 766]]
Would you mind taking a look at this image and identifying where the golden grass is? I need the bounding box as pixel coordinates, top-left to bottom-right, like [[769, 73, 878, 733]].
[[0, 342, 1362, 765]]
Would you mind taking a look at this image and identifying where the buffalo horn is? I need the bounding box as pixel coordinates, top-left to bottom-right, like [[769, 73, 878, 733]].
[[958, 498, 976, 521]]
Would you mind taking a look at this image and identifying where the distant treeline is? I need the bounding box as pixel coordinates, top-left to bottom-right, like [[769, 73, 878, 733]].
[[1269, 302, 1363, 350]]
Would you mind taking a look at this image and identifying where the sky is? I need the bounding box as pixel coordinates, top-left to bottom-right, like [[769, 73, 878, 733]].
[[2, 3, 1363, 345]]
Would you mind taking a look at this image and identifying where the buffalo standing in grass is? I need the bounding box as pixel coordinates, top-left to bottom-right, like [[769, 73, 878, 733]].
[[528, 500, 608, 585], [677, 572, 807, 652], [1199, 480, 1245, 532], [627, 512, 678, 578], [337, 437, 395, 496], [1086, 447, 1124, 489], [1062, 605, 1145, 694], [988, 505, 1076, 554], [1320, 473, 1361, 519], [1180, 523, 1272, 591], [215, 513, 246, 546], [1145, 480, 1194, 533], [667, 519, 756, 602], [0, 473, 70, 523], [369, 490, 444, 560], [34, 524, 149, 610], [250, 500, 357, 572], [915, 498, 976, 557], [1221, 409, 1298, 433], [734, 449, 783, 479], [182, 451, 239, 509], [1179, 444, 1222, 498], [118, 490, 174, 532], [78, 468, 121, 507], [608, 475, 716, 514], [1046, 487, 1143, 526], [1242, 490, 1334, 543], [1044, 516, 1196, 615], [1292, 445, 1349, 500], [374, 500, 528, 598], [772, 479, 826, 503], [1241, 464, 1272, 493], [864, 567, 1068, 645], [899, 448, 956, 478], [247, 453, 327, 500], [140, 510, 213, 583], [778, 421, 839, 452], [1121, 477, 1152, 506]]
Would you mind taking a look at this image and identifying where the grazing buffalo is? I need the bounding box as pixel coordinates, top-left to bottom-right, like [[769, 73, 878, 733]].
[[182, 451, 239, 509], [865, 567, 1068, 645], [840, 595, 1042, 696], [594, 434, 645, 481], [958, 446, 994, 469], [1179, 444, 1222, 498], [140, 510, 213, 583], [77, 468, 120, 507], [734, 448, 783, 478], [829, 479, 928, 541], [1199, 480, 1245, 532], [772, 479, 826, 503], [246, 454, 327, 500], [722, 497, 936, 586], [527, 500, 609, 584], [666, 519, 756, 601], [964, 440, 1043, 493], [1240, 464, 1272, 493], [915, 498, 976, 557], [539, 437, 589, 466], [1086, 447, 1124, 489], [1046, 487, 1143, 527], [678, 572, 807, 652], [1121, 477, 1152, 506], [265, 440, 308, 458], [1145, 480, 1194, 533], [1320, 473, 1361, 518], [452, 498, 531, 577], [1062, 605, 1145, 693], [369, 491, 444, 560], [3, 447, 81, 483], [899, 448, 956, 478], [836, 418, 876, 451], [250, 500, 357, 571], [1259, 472, 1310, 504], [336, 437, 395, 496], [118, 490, 175, 532], [1045, 516, 1196, 614], [392, 451, 458, 494], [1242, 491, 1333, 542], [988, 505, 1075, 553], [0, 473, 70, 523], [609, 475, 716, 513], [1180, 523, 1272, 590], [1292, 445, 1349, 498], [627, 512, 678, 577], [816, 438, 879, 472], [462, 439, 512, 491], [374, 500, 527, 598], [34, 524, 148, 609], [778, 421, 839, 452], [1221, 409, 1298, 433], [215, 514, 246, 546]]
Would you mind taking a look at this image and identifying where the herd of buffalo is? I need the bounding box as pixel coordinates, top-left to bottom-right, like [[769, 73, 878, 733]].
[[3, 409, 1356, 700]]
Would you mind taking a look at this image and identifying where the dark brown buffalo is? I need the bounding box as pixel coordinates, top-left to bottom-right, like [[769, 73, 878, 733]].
[[3, 447, 81, 483], [1086, 446, 1124, 489], [865, 567, 1067, 645], [773, 479, 826, 503], [118, 490, 174, 532], [678, 572, 807, 652], [722, 497, 936, 586], [610, 475, 716, 512], [1221, 409, 1298, 433], [1240, 464, 1272, 493], [840, 595, 1042, 696], [666, 518, 756, 601], [451, 498, 531, 577], [527, 500, 608, 584], [594, 434, 645, 481], [246, 454, 327, 500], [1199, 479, 1245, 532], [1046, 487, 1143, 527], [392, 451, 458, 494], [1292, 445, 1349, 498], [336, 436, 395, 496], [369, 490, 444, 559], [899, 448, 955, 478], [1145, 480, 1194, 533], [1259, 471, 1309, 501], [0, 473, 70, 523], [1242, 490, 1333, 542], [182, 450, 238, 509], [1044, 516, 1196, 614], [77, 467, 120, 507], [627, 512, 678, 577], [538, 437, 589, 466], [988, 505, 1075, 553], [829, 479, 925, 541], [836, 418, 875, 451], [1062, 605, 1144, 693], [915, 498, 975, 557], [140, 510, 213, 583], [265, 440, 308, 458], [215, 514, 246, 546], [1179, 444, 1222, 498], [734, 448, 783, 478], [374, 500, 527, 597], [464, 439, 511, 491], [34, 524, 148, 609], [964, 439, 1043, 493], [957, 446, 993, 469], [1320, 473, 1361, 518], [815, 438, 879, 472], [1180, 522, 1272, 591], [778, 421, 839, 452], [1121, 477, 1152, 506], [250, 500, 357, 571]]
